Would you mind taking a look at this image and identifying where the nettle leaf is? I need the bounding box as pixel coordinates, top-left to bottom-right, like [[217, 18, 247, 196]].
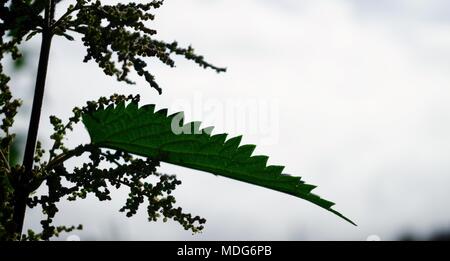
[[82, 102, 355, 225]]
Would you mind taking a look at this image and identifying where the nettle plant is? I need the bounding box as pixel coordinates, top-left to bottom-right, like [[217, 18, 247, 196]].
[[0, 0, 354, 241]]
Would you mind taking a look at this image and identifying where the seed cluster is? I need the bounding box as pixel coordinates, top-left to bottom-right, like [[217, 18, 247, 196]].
[[20, 94, 205, 240], [0, 20, 22, 239], [57, 0, 225, 94], [1, 0, 219, 240]]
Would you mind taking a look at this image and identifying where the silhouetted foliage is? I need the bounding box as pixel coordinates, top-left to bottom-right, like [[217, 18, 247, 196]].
[[1, 0, 219, 241], [1, 0, 351, 241], [399, 229, 450, 241]]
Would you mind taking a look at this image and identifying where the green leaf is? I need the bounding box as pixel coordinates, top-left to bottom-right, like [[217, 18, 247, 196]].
[[82, 102, 355, 225]]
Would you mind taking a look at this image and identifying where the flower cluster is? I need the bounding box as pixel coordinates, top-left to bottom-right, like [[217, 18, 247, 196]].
[[22, 94, 205, 240], [55, 0, 225, 94], [1, 0, 219, 240]]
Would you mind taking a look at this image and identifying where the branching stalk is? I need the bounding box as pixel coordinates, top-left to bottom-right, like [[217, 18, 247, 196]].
[[15, 0, 55, 237]]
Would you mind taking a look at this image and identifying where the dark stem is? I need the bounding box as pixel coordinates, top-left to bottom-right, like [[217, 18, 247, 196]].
[[13, 0, 55, 238], [46, 144, 95, 172]]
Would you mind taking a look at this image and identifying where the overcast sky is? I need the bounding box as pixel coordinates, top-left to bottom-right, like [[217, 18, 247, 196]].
[[9, 0, 450, 240]]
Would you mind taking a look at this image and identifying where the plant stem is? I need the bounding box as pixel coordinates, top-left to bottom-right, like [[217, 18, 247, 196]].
[[13, 0, 55, 238]]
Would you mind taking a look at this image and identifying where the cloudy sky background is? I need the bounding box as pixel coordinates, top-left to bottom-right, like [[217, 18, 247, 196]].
[[7, 0, 450, 240]]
